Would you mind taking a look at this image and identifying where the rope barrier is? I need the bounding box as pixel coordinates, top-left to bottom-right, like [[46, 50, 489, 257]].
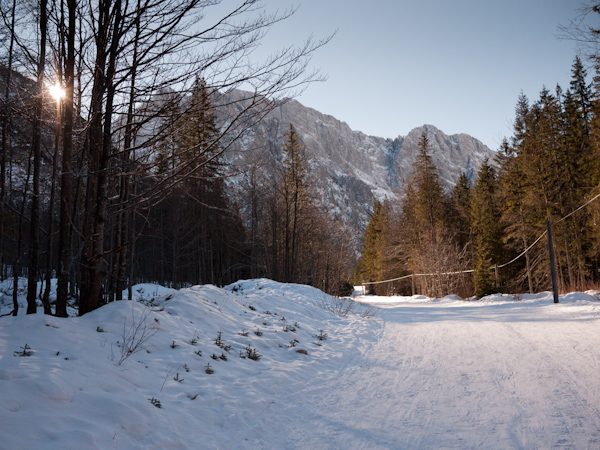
[[554, 191, 600, 225], [361, 189, 600, 287], [362, 269, 474, 286], [496, 230, 547, 269]]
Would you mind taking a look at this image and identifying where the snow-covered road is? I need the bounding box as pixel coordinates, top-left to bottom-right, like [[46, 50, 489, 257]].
[[3, 282, 600, 450], [235, 297, 600, 449]]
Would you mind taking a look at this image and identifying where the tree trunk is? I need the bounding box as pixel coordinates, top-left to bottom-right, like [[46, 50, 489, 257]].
[[12, 147, 34, 316], [42, 98, 61, 314], [80, 0, 122, 315], [0, 0, 17, 284], [56, 0, 77, 318], [26, 0, 48, 314]]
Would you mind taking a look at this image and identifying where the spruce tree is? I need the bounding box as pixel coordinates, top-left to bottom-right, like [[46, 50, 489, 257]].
[[280, 124, 310, 282], [353, 200, 390, 293], [150, 76, 242, 287], [497, 139, 534, 293], [413, 131, 447, 241], [451, 172, 472, 253], [175, 76, 221, 180], [396, 131, 463, 297], [471, 159, 503, 296]]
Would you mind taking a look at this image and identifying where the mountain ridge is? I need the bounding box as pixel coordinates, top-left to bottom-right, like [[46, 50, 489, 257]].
[[222, 91, 496, 242]]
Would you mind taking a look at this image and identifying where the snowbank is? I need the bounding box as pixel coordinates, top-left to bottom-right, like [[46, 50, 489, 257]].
[[0, 279, 379, 450]]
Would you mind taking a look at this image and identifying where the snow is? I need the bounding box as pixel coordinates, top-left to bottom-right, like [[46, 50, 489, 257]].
[[1, 279, 600, 449]]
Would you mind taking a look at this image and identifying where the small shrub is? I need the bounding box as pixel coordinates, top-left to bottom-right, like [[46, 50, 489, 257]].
[[205, 363, 214, 374], [239, 329, 249, 337], [170, 340, 179, 349], [214, 331, 223, 347], [254, 328, 263, 336], [14, 344, 33, 357], [194, 350, 202, 357], [315, 330, 328, 341], [137, 296, 156, 307], [244, 346, 262, 361], [161, 363, 182, 392], [148, 397, 162, 408], [173, 373, 184, 383], [114, 305, 158, 366]]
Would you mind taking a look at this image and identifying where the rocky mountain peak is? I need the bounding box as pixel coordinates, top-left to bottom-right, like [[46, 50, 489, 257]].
[[222, 91, 496, 244]]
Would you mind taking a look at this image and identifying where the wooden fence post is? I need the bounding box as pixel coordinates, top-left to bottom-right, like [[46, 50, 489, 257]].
[[546, 220, 559, 304], [494, 265, 499, 289]]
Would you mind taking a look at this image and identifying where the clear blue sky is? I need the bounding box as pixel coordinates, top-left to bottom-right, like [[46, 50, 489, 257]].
[[253, 0, 587, 150]]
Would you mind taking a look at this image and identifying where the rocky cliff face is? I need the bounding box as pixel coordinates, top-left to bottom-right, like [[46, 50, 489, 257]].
[[221, 92, 496, 242]]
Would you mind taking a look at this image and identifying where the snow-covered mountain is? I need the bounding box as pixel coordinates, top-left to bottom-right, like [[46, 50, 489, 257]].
[[222, 91, 496, 237]]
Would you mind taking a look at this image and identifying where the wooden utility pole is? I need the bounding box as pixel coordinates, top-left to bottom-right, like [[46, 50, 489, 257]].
[[494, 265, 499, 289], [546, 220, 559, 304]]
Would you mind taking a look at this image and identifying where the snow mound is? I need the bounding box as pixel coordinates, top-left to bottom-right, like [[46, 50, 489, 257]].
[[0, 279, 379, 450]]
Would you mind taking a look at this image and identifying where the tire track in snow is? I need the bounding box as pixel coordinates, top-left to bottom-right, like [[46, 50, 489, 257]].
[[497, 321, 600, 449], [229, 301, 600, 449]]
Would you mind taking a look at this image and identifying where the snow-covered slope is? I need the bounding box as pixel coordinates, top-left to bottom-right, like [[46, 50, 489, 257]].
[[1, 280, 600, 449], [0, 279, 378, 450]]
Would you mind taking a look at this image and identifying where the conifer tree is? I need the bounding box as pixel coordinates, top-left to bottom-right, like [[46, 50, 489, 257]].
[[397, 131, 463, 297], [137, 77, 247, 287], [512, 91, 530, 149], [501, 88, 563, 291], [412, 132, 447, 241], [471, 159, 503, 296], [497, 139, 534, 293], [175, 77, 221, 181], [360, 200, 385, 282], [353, 200, 392, 293], [451, 172, 472, 253], [280, 124, 310, 282]]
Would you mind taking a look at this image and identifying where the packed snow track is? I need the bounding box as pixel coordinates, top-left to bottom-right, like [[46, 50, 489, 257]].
[[232, 294, 600, 449]]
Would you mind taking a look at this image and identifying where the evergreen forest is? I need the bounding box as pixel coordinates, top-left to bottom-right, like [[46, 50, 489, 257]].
[[353, 56, 600, 298]]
